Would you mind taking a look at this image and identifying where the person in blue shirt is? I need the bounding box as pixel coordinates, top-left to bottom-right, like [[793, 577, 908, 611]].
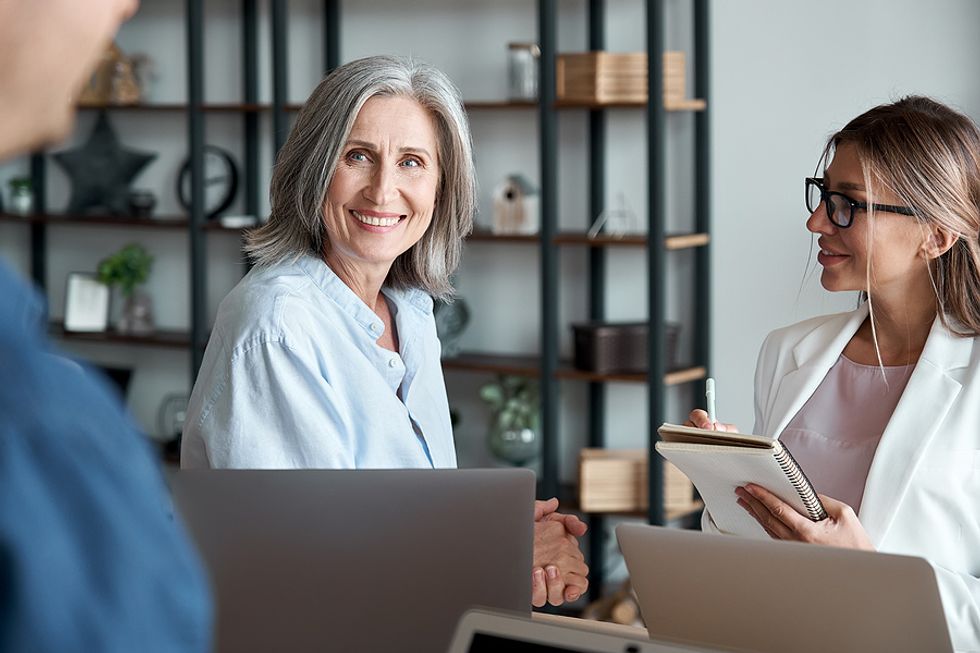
[[182, 55, 589, 607], [0, 1, 212, 650]]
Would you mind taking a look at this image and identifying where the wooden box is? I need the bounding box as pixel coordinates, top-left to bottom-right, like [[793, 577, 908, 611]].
[[556, 52, 647, 104], [662, 51, 686, 102], [556, 51, 705, 109], [578, 448, 694, 513]]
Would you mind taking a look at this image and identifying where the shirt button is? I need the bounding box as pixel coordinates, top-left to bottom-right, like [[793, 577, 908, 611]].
[[370, 323, 380, 334], [389, 358, 398, 368]]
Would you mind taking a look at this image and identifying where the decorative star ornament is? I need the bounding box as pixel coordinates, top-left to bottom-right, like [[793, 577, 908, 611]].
[[53, 111, 156, 216]]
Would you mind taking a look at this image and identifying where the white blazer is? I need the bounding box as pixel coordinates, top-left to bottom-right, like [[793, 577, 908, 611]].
[[706, 303, 980, 652]]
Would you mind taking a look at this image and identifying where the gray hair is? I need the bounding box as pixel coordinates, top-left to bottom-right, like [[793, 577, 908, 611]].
[[244, 55, 476, 300]]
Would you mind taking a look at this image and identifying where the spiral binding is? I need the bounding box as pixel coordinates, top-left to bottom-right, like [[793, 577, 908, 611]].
[[773, 442, 828, 521]]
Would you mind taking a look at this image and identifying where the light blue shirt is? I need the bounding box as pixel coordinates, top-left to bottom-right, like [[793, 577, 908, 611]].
[[181, 254, 457, 470]]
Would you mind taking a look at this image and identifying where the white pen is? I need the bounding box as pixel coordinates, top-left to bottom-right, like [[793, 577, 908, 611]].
[[705, 377, 716, 425]]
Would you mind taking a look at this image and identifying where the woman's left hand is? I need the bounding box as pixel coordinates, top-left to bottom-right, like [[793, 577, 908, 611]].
[[531, 498, 588, 607], [735, 484, 875, 551]]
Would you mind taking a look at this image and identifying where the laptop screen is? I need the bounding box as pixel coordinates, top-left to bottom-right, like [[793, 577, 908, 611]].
[[469, 633, 618, 653]]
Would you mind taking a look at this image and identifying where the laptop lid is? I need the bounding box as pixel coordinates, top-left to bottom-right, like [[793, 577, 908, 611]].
[[171, 469, 534, 653], [446, 609, 728, 653], [617, 524, 953, 653]]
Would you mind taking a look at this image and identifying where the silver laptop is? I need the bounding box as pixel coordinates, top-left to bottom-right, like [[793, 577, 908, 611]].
[[171, 469, 535, 653], [446, 609, 729, 653], [617, 524, 953, 653]]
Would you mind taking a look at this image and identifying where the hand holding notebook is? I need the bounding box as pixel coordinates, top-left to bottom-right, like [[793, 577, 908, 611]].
[[655, 423, 827, 538]]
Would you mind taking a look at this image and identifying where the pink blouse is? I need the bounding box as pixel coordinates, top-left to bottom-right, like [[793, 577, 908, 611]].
[[779, 355, 915, 513]]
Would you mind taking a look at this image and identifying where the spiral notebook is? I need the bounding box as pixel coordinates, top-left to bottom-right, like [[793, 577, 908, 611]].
[[655, 423, 827, 538]]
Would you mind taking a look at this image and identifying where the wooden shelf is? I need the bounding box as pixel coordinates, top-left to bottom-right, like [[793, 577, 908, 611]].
[[0, 212, 260, 233], [77, 102, 278, 113], [50, 322, 191, 348], [73, 98, 706, 114], [664, 233, 709, 250], [442, 352, 705, 386], [557, 232, 709, 250], [467, 229, 539, 243], [663, 366, 707, 385], [554, 232, 645, 246], [555, 99, 707, 112], [464, 100, 538, 110], [201, 220, 257, 231], [467, 229, 709, 250], [77, 103, 188, 112], [80, 102, 306, 114], [441, 352, 541, 376], [204, 103, 269, 113], [1, 212, 189, 229], [74, 99, 705, 113]]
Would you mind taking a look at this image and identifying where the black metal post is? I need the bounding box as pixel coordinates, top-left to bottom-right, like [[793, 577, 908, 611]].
[[586, 0, 607, 600], [646, 0, 666, 526], [271, 0, 289, 154], [187, 0, 207, 376], [693, 0, 711, 398], [243, 0, 259, 222], [29, 153, 46, 290], [538, 0, 559, 501], [324, 0, 341, 72]]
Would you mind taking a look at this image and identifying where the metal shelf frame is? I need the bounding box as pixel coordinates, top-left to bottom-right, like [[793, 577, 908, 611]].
[[16, 0, 709, 605]]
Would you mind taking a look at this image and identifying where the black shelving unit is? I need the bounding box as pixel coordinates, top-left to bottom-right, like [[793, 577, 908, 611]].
[[454, 0, 711, 600], [9, 0, 710, 602], [584, 0, 609, 598], [14, 0, 341, 387]]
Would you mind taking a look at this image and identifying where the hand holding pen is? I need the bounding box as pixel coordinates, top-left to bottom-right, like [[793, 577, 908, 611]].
[[683, 377, 740, 432]]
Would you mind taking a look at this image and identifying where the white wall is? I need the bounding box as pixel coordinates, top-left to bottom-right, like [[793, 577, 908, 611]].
[[1, 0, 978, 475], [711, 0, 980, 430]]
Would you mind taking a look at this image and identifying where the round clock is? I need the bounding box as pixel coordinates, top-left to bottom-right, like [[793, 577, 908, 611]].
[[177, 145, 239, 219]]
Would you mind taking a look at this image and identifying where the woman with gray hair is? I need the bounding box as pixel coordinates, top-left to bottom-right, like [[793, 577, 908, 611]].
[[181, 55, 588, 607]]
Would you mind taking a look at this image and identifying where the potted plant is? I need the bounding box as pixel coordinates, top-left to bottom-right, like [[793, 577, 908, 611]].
[[479, 375, 540, 466], [97, 243, 155, 334]]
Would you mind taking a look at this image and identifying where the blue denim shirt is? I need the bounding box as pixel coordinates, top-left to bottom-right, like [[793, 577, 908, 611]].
[[181, 254, 457, 470], [0, 261, 211, 652]]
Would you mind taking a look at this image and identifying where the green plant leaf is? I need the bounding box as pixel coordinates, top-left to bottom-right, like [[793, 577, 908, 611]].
[[479, 384, 504, 408], [95, 243, 154, 297]]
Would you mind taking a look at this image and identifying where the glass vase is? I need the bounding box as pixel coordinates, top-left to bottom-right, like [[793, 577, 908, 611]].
[[117, 290, 154, 335], [487, 420, 539, 467]]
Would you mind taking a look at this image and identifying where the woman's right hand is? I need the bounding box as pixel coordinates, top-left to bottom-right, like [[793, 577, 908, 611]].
[[684, 409, 739, 433]]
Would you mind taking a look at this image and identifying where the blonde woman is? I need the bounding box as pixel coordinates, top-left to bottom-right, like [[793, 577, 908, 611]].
[[688, 97, 980, 650]]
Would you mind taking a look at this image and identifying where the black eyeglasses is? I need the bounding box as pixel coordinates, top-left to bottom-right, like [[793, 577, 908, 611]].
[[805, 177, 917, 228]]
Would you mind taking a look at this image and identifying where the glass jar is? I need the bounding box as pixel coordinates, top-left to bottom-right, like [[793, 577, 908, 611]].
[[8, 183, 33, 216], [508, 43, 540, 100]]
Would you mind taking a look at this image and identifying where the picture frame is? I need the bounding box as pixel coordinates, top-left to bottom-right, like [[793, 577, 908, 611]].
[[64, 272, 110, 332]]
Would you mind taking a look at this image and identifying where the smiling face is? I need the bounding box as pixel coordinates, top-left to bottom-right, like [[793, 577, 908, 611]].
[[806, 142, 931, 298], [322, 95, 440, 282]]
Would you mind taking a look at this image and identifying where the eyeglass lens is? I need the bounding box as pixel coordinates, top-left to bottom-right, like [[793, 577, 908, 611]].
[[806, 180, 851, 227]]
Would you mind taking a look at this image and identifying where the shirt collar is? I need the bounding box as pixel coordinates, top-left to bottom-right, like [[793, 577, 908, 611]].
[[294, 255, 432, 336]]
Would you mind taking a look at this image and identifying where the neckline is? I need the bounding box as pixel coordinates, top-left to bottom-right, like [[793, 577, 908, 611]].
[[840, 353, 916, 370]]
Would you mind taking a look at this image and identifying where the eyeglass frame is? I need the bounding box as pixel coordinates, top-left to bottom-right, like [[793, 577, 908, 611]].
[[805, 177, 917, 229]]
